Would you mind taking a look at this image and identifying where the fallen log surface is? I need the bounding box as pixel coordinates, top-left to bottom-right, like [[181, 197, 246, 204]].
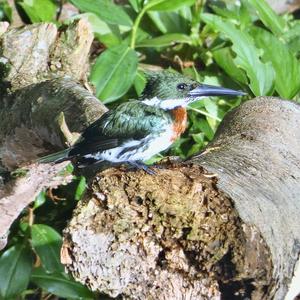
[[62, 97, 300, 300]]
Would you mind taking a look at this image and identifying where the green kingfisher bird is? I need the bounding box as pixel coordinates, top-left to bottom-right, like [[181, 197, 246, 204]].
[[39, 70, 245, 173]]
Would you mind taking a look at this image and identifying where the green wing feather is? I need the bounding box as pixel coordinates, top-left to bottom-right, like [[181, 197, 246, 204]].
[[69, 101, 172, 157], [39, 101, 171, 162]]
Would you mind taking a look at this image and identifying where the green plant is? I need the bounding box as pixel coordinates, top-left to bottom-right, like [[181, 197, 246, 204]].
[[67, 0, 300, 156], [0, 168, 93, 299]]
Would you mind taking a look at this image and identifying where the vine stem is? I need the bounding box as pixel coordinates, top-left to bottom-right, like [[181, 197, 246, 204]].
[[188, 106, 222, 121], [130, 0, 167, 49], [130, 6, 147, 49]]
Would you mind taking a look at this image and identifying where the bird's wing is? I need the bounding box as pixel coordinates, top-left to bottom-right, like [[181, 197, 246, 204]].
[[69, 101, 171, 156]]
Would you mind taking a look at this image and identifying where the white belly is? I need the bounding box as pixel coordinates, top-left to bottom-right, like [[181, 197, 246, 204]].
[[84, 126, 174, 163]]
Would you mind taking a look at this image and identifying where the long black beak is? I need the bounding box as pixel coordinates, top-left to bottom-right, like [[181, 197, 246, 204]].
[[188, 84, 246, 97]]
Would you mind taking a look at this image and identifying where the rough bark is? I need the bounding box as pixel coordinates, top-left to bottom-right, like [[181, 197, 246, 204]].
[[191, 98, 300, 300], [62, 97, 300, 300], [0, 21, 106, 247]]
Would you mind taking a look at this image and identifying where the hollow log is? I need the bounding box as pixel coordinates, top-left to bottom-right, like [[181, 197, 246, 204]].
[[62, 97, 300, 300]]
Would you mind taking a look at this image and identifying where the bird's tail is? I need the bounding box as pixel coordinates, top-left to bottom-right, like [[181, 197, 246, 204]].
[[37, 149, 71, 164]]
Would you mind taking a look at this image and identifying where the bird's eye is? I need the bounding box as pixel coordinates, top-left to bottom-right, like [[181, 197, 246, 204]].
[[177, 83, 187, 90]]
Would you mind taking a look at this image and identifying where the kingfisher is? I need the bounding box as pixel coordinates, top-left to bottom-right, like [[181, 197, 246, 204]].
[[39, 70, 245, 173]]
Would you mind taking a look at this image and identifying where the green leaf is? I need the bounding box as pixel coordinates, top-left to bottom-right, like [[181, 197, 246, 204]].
[[195, 118, 215, 141], [213, 47, 248, 85], [210, 4, 240, 21], [0, 2, 12, 21], [251, 27, 300, 99], [31, 224, 63, 273], [90, 44, 138, 103], [31, 268, 94, 299], [147, 9, 191, 34], [34, 191, 46, 209], [283, 22, 300, 42], [76, 13, 114, 35], [147, 0, 195, 11], [71, 13, 121, 47], [129, 0, 142, 12], [134, 71, 146, 96], [248, 0, 285, 36], [75, 176, 87, 201], [19, 0, 57, 23], [203, 98, 219, 120], [70, 0, 132, 26], [283, 22, 300, 55], [137, 33, 191, 48], [202, 13, 275, 96], [0, 244, 32, 298], [192, 132, 205, 145]]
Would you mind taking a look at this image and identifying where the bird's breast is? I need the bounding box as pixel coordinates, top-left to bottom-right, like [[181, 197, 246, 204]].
[[170, 107, 187, 141]]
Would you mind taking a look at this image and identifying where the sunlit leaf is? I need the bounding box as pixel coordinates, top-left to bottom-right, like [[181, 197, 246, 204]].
[[213, 47, 248, 85], [210, 4, 240, 21], [31, 224, 63, 273], [19, 0, 56, 22], [31, 268, 94, 299], [202, 13, 275, 96], [129, 0, 142, 12], [0, 244, 32, 298], [195, 118, 215, 141], [251, 27, 300, 99], [248, 0, 285, 36], [70, 0, 132, 26], [147, 0, 196, 11], [90, 44, 138, 103], [72, 13, 122, 47]]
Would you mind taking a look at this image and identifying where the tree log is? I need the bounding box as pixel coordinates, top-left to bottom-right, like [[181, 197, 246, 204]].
[[62, 97, 300, 300], [0, 20, 106, 248]]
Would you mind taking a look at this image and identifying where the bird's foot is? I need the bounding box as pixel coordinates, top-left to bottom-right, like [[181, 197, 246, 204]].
[[127, 161, 156, 175]]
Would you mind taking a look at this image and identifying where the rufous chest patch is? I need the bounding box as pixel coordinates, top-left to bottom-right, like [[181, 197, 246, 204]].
[[170, 107, 187, 141]]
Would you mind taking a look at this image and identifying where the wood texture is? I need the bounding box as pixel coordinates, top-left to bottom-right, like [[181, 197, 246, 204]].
[[0, 20, 106, 247], [62, 98, 300, 300]]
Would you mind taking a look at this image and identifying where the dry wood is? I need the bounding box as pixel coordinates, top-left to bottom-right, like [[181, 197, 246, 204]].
[[62, 97, 300, 300], [0, 20, 106, 247]]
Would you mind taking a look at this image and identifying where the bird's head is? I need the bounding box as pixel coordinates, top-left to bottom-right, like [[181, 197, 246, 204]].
[[141, 70, 246, 109]]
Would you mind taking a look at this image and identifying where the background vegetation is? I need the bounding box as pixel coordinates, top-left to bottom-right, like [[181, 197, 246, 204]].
[[0, 0, 300, 298]]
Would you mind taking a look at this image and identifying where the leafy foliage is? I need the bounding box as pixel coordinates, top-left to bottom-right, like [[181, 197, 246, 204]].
[[0, 171, 92, 299], [0, 244, 32, 298], [1, 0, 300, 299], [90, 43, 138, 103]]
